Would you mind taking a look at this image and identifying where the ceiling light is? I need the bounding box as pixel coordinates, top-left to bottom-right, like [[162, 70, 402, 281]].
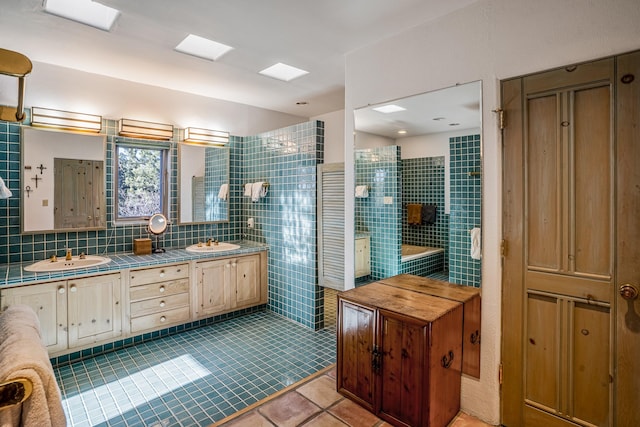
[[449, 123, 460, 126], [31, 107, 102, 133], [184, 128, 229, 146], [397, 130, 407, 135], [432, 117, 446, 121], [175, 34, 234, 61], [119, 119, 173, 140], [44, 0, 120, 31], [372, 105, 406, 114], [259, 63, 309, 82]]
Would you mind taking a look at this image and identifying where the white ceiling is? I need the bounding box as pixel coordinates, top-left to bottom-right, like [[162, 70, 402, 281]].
[[0, 0, 481, 118]]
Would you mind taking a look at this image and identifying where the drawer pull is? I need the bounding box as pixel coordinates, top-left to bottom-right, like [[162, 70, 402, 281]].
[[58, 287, 66, 294], [441, 351, 455, 369], [160, 316, 166, 323], [232, 263, 237, 268], [159, 270, 165, 278], [69, 285, 77, 293], [470, 330, 480, 345], [159, 301, 166, 308], [159, 286, 166, 293]]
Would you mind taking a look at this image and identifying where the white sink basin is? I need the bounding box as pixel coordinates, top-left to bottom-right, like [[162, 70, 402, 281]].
[[185, 242, 240, 253], [25, 255, 112, 272]]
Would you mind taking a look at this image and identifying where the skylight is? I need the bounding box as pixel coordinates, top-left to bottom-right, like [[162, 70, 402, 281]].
[[372, 104, 406, 114], [259, 63, 309, 82], [44, 0, 120, 31], [175, 34, 234, 61]]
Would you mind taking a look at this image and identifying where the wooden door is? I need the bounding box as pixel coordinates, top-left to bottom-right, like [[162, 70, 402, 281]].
[[234, 255, 261, 308], [67, 274, 122, 348], [502, 52, 640, 427], [198, 259, 232, 315], [337, 299, 376, 411], [1, 281, 67, 353]]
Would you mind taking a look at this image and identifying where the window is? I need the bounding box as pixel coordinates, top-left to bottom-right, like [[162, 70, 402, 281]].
[[115, 143, 169, 222]]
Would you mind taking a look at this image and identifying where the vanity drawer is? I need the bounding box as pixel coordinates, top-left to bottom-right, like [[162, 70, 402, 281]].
[[129, 278, 189, 301], [130, 306, 190, 333], [130, 293, 189, 318], [129, 263, 188, 287]]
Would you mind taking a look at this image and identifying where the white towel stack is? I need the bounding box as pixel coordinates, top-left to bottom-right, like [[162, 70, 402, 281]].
[[217, 183, 229, 200], [251, 181, 268, 202], [355, 185, 369, 198]]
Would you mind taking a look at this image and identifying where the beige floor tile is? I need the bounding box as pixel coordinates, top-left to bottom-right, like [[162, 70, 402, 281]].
[[301, 412, 349, 427], [328, 398, 380, 427], [223, 410, 275, 427], [258, 391, 321, 427], [448, 412, 493, 427], [297, 375, 344, 408]]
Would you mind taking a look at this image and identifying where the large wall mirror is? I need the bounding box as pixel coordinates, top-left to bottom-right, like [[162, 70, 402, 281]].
[[21, 127, 106, 233], [353, 81, 482, 287], [178, 143, 230, 224]]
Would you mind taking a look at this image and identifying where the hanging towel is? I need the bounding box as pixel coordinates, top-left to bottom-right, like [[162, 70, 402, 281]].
[[0, 176, 11, 199], [251, 182, 268, 202], [407, 203, 422, 225], [217, 183, 229, 200], [354, 185, 369, 198], [422, 204, 437, 224], [243, 183, 252, 197], [470, 227, 482, 260], [0, 305, 66, 427]]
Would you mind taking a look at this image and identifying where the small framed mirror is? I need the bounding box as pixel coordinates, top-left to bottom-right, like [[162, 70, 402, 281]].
[[148, 213, 167, 253]]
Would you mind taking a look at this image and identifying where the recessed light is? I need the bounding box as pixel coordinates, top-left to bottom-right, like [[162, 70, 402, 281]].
[[44, 0, 120, 31], [432, 117, 446, 121], [397, 130, 407, 135], [296, 101, 309, 105], [175, 34, 234, 61], [449, 123, 460, 126], [259, 63, 309, 82], [372, 105, 406, 114]]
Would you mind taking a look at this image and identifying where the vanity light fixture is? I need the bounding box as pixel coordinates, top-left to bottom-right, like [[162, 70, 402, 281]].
[[118, 118, 173, 140], [31, 107, 102, 133], [184, 127, 229, 146], [259, 63, 309, 82], [43, 0, 120, 31], [372, 104, 406, 114]]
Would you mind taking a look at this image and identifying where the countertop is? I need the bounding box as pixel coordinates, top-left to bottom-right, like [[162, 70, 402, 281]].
[[0, 240, 268, 288]]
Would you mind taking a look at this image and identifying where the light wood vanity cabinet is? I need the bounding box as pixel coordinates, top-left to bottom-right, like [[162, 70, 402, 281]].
[[128, 263, 190, 333], [195, 252, 267, 318], [0, 273, 123, 355]]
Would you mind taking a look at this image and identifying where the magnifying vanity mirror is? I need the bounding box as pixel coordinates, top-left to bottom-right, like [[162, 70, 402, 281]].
[[148, 213, 167, 253], [21, 127, 106, 233], [353, 81, 482, 288], [178, 143, 230, 224]]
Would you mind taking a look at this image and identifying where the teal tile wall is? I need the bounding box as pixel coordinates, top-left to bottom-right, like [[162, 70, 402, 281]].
[[354, 146, 401, 280], [241, 121, 324, 329], [448, 134, 481, 287]]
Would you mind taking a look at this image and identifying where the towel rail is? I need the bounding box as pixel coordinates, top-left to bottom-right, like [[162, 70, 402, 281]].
[[0, 378, 33, 410]]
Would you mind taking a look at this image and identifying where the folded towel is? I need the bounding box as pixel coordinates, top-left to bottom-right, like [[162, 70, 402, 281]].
[[422, 204, 437, 224], [407, 203, 422, 225], [354, 185, 369, 198], [0, 305, 66, 427], [470, 227, 482, 260], [218, 183, 229, 200], [243, 183, 252, 197], [0, 176, 11, 199], [251, 182, 268, 202]]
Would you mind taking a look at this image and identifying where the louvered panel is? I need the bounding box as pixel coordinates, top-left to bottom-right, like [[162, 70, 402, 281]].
[[318, 163, 345, 291]]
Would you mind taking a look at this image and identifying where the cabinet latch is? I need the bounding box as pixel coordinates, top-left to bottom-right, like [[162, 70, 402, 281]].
[[371, 345, 382, 373]]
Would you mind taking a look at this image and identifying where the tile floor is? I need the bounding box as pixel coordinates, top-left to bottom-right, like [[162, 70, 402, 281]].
[[213, 366, 493, 427], [53, 311, 336, 427]]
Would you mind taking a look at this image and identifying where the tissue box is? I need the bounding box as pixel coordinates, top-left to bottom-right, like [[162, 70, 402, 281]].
[[133, 238, 152, 255]]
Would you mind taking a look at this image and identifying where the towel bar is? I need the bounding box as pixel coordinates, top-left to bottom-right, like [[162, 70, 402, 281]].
[[0, 378, 33, 410]]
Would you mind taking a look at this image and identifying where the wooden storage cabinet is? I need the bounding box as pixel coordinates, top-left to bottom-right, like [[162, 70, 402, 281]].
[[195, 252, 267, 318], [0, 273, 122, 354], [129, 263, 190, 333], [337, 280, 465, 427]]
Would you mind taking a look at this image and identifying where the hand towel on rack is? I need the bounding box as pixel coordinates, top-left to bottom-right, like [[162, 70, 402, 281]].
[[354, 185, 369, 198], [243, 183, 252, 197], [0, 305, 66, 427], [407, 203, 422, 225], [251, 182, 268, 202], [470, 227, 482, 260], [217, 183, 229, 200], [0, 176, 11, 199], [422, 204, 437, 224]]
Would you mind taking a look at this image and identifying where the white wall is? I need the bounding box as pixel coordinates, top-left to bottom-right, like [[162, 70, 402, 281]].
[[344, 0, 640, 424], [311, 109, 345, 164]]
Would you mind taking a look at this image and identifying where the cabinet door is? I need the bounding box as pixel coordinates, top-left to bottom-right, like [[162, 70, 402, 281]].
[[234, 255, 261, 308], [67, 273, 122, 348], [1, 281, 67, 353], [198, 259, 232, 315], [378, 312, 425, 427], [337, 299, 376, 411]]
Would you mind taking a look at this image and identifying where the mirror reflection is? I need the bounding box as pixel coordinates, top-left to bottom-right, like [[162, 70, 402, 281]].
[[353, 81, 482, 287], [178, 144, 229, 224], [21, 127, 106, 233]]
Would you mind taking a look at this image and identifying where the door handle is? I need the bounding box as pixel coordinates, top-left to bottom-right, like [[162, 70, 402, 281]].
[[620, 284, 639, 301]]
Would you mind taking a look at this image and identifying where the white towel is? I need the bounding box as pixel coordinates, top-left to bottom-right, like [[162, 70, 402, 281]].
[[355, 185, 369, 198], [218, 183, 229, 200], [470, 227, 482, 260], [0, 176, 12, 199], [251, 181, 268, 202], [243, 183, 252, 197]]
